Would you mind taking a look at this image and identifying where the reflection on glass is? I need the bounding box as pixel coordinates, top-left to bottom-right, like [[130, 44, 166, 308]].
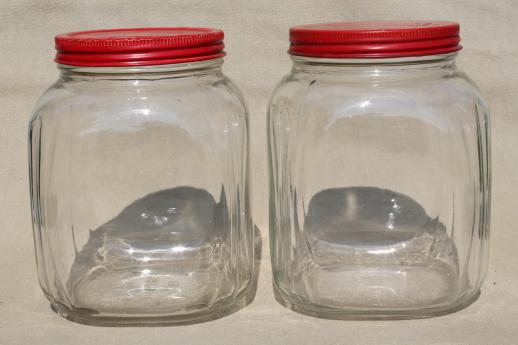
[[67, 186, 233, 314], [302, 187, 458, 309]]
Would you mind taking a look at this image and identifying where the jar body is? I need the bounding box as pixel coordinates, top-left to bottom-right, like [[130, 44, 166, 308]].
[[268, 55, 490, 319], [29, 60, 253, 325]]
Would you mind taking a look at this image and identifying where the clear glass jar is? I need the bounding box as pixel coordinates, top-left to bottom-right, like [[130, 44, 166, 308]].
[[29, 28, 253, 325], [268, 22, 491, 319]]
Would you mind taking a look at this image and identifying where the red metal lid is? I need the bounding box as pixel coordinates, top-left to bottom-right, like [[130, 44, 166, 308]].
[[55, 27, 225, 67], [289, 21, 461, 58]]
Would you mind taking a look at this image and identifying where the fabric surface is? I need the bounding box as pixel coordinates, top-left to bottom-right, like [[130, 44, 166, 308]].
[[1, 0, 517, 344]]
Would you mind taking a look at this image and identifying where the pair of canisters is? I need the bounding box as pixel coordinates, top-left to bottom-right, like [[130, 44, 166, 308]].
[[29, 21, 490, 325]]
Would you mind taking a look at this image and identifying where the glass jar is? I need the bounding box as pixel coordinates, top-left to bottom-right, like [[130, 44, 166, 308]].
[[29, 28, 253, 325], [268, 21, 491, 319]]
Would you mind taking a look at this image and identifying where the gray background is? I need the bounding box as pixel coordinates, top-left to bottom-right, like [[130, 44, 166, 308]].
[[1, 0, 517, 344]]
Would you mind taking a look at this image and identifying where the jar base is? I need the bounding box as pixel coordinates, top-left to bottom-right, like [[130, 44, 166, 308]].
[[273, 286, 480, 320], [47, 289, 251, 326]]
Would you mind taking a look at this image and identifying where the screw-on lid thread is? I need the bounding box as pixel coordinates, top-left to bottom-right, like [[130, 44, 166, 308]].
[[55, 27, 225, 67], [289, 21, 461, 58]]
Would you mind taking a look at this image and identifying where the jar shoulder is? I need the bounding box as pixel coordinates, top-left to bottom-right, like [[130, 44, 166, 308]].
[[31, 73, 248, 124], [269, 69, 489, 117], [268, 70, 491, 146]]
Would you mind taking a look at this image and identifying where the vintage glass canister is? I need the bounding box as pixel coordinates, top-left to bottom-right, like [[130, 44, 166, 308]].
[[29, 28, 253, 325], [268, 21, 491, 319]]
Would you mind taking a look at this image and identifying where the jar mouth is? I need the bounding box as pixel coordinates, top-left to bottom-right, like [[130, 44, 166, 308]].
[[290, 52, 457, 65], [57, 58, 224, 75]]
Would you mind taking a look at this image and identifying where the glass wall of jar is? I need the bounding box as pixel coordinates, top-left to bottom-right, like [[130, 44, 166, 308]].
[[29, 28, 253, 325], [268, 22, 491, 319]]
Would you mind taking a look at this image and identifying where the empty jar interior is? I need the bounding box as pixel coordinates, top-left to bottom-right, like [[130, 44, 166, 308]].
[[67, 186, 235, 315], [29, 57, 253, 324], [269, 88, 489, 318], [302, 186, 459, 310]]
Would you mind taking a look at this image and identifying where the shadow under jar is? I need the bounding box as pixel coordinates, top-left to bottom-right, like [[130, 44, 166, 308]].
[[29, 28, 253, 325], [268, 21, 491, 319]]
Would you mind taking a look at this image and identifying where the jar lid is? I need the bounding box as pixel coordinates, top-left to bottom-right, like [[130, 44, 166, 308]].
[[289, 21, 461, 59], [55, 27, 225, 67]]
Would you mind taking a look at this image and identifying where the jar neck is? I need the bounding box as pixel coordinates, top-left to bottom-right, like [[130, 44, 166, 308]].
[[290, 53, 458, 75], [58, 58, 224, 81]]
